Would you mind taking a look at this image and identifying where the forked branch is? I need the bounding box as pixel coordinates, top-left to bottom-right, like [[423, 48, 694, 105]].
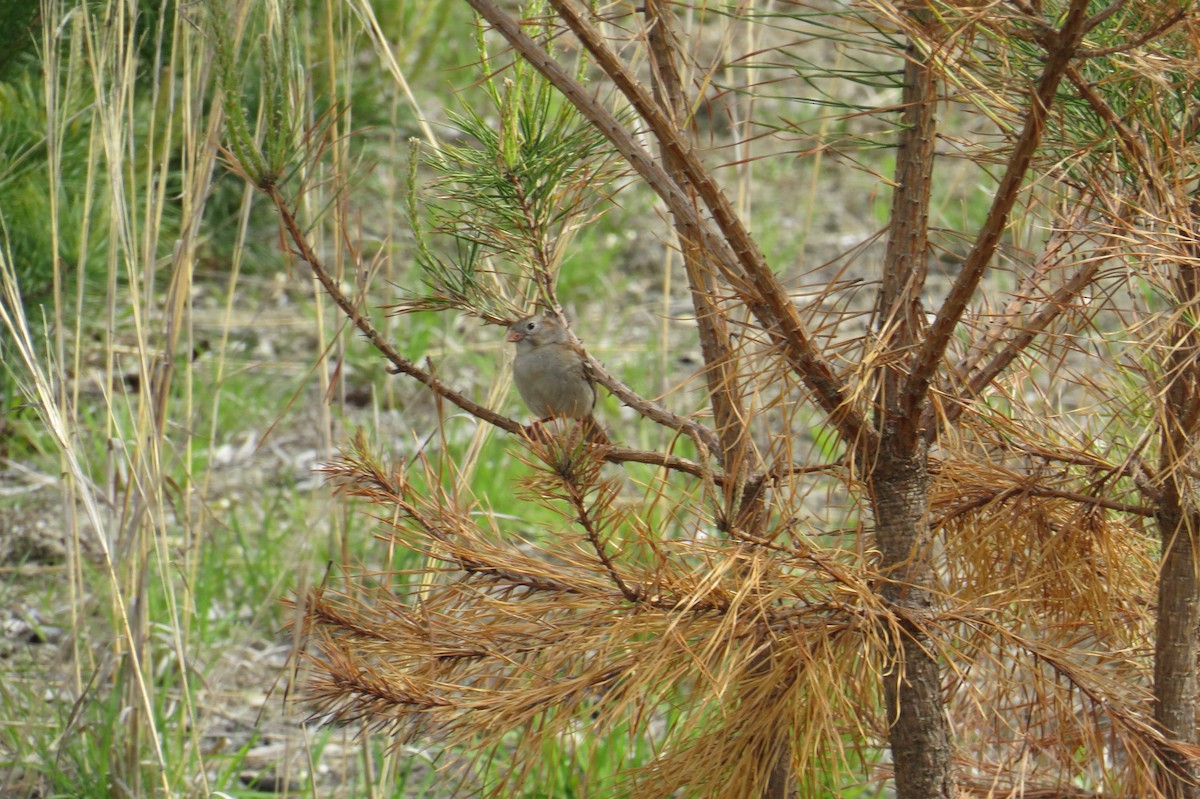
[[903, 0, 1094, 425]]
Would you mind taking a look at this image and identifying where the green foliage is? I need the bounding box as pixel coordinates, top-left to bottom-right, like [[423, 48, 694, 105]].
[[401, 13, 619, 322], [0, 0, 198, 320], [0, 75, 103, 311], [0, 0, 38, 77], [213, 0, 302, 188]]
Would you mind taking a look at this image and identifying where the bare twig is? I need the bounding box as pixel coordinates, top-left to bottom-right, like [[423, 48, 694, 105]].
[[580, 348, 723, 454], [937, 258, 1103, 435], [932, 481, 1153, 527], [268, 184, 524, 433], [1077, 7, 1187, 58]]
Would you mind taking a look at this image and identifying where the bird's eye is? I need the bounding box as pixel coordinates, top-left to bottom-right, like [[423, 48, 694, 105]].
[[525, 321, 536, 331]]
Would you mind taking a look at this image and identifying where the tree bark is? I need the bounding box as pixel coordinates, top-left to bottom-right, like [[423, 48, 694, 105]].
[[1155, 487, 1200, 799], [873, 437, 956, 799]]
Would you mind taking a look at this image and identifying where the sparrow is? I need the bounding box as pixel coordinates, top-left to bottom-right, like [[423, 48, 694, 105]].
[[506, 314, 608, 443]]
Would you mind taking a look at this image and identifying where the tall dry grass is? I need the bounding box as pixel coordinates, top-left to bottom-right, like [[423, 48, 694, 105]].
[[0, 0, 461, 796]]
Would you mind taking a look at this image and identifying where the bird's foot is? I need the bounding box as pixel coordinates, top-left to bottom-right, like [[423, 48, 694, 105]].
[[521, 418, 609, 447]]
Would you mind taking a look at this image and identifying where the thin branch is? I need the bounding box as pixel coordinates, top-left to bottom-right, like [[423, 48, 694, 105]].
[[1076, 8, 1187, 58], [1067, 65, 1162, 192], [933, 482, 1153, 526], [583, 350, 723, 454], [265, 185, 738, 480], [562, 475, 640, 602], [875, 10, 938, 449], [1080, 0, 1128, 35], [266, 186, 524, 435], [935, 258, 1102, 435], [957, 613, 1185, 756]]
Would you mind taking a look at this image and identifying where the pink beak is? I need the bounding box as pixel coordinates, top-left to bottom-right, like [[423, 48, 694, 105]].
[[506, 330, 523, 343]]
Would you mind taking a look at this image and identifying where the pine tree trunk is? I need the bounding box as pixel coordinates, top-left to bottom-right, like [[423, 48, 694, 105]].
[[872, 16, 953, 797], [872, 438, 955, 799], [1153, 235, 1200, 799], [1155, 489, 1200, 799]]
